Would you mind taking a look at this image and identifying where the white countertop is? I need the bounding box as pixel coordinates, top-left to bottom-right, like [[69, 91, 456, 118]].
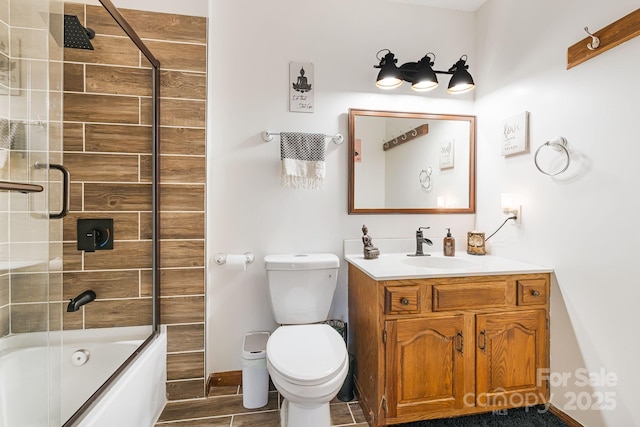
[[344, 247, 552, 281]]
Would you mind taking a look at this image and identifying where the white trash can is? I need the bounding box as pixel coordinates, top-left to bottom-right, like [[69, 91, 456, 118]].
[[242, 331, 270, 409]]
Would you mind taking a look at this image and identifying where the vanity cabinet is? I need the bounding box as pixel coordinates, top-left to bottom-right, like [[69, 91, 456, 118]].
[[348, 265, 550, 427]]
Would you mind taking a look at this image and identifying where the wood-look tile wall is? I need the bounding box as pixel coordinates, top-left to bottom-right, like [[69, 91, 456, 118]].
[[62, 3, 207, 400]]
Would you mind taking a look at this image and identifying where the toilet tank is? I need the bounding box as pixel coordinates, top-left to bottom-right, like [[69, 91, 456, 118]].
[[264, 253, 339, 325]]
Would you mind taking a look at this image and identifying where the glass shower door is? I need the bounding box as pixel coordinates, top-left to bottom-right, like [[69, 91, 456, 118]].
[[0, 0, 64, 425]]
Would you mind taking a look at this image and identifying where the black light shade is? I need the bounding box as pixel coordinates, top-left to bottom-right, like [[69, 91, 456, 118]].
[[375, 51, 403, 89], [447, 56, 475, 94], [411, 54, 438, 92]]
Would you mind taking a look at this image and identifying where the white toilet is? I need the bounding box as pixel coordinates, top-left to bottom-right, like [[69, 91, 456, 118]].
[[264, 253, 348, 427]]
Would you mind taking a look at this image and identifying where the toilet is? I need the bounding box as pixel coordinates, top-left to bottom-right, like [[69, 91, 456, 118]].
[[264, 253, 348, 427]]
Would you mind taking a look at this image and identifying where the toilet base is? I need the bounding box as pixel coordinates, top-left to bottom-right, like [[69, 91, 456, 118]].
[[280, 398, 331, 427]]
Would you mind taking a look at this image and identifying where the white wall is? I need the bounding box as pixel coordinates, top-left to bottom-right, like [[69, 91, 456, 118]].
[[93, 0, 208, 17], [385, 119, 470, 208], [475, 1, 640, 426], [353, 116, 386, 208], [207, 0, 475, 372]]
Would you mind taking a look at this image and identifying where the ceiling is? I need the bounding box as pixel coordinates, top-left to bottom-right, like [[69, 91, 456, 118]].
[[383, 0, 487, 12]]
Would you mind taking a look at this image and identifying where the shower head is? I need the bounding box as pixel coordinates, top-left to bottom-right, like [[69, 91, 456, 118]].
[[64, 14, 95, 50], [49, 14, 95, 50]]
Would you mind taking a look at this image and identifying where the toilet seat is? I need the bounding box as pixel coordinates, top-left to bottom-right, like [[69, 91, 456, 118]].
[[267, 324, 347, 386]]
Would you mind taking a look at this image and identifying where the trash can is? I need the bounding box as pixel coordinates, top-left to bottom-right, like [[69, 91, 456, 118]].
[[242, 331, 270, 409], [337, 353, 355, 402], [322, 320, 354, 402]]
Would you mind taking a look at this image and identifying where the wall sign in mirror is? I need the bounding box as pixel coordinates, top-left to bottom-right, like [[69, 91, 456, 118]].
[[348, 109, 476, 214]]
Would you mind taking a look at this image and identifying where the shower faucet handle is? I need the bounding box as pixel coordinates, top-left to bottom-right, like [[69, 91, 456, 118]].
[[77, 218, 114, 252]]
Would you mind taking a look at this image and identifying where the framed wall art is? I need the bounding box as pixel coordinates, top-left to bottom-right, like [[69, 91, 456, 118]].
[[440, 138, 455, 169], [501, 111, 529, 156], [289, 62, 314, 113]]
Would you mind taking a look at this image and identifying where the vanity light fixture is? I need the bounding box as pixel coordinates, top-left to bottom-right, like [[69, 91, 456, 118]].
[[374, 49, 475, 94]]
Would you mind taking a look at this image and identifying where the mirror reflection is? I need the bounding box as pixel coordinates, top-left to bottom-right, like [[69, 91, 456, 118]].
[[348, 109, 476, 214]]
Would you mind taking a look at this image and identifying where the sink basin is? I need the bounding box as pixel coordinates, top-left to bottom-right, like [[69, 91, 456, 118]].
[[401, 255, 480, 270]]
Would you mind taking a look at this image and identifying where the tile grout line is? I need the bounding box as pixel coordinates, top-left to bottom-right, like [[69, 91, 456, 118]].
[[346, 401, 356, 425]]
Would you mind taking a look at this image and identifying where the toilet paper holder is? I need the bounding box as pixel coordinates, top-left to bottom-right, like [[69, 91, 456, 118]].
[[214, 252, 255, 266]]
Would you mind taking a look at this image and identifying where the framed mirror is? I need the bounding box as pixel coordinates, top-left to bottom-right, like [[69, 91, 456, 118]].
[[348, 109, 476, 214]]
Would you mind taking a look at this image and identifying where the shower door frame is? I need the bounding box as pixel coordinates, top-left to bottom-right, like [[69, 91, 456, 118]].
[[62, 1, 161, 425]]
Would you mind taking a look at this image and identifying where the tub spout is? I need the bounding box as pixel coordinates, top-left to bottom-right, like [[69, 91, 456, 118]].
[[67, 290, 96, 312]]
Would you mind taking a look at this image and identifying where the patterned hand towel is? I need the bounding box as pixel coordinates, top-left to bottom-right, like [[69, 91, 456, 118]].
[[280, 132, 326, 189]]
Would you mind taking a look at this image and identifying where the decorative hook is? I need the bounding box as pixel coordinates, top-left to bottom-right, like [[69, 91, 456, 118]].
[[584, 27, 600, 50]]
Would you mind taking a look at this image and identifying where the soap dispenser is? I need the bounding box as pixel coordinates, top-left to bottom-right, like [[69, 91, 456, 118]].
[[443, 228, 455, 256]]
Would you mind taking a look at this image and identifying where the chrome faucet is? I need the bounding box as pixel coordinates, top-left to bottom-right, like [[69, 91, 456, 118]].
[[409, 227, 433, 257], [67, 290, 96, 312]]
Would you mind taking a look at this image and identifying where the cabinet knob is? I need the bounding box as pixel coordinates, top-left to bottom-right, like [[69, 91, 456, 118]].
[[531, 290, 540, 297], [400, 297, 409, 305]]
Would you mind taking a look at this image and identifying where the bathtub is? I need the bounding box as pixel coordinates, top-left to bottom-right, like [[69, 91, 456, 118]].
[[0, 326, 166, 427]]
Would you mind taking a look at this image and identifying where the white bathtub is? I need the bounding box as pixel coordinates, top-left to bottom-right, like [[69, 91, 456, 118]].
[[0, 326, 166, 427]]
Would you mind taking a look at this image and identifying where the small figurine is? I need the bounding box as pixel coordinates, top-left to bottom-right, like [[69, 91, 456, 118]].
[[362, 224, 380, 259]]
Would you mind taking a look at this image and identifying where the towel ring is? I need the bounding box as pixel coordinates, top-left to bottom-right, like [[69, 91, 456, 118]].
[[419, 167, 432, 190], [534, 137, 570, 176]]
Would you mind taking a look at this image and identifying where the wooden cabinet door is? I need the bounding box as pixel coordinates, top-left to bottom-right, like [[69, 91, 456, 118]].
[[475, 309, 548, 409], [385, 315, 472, 420]]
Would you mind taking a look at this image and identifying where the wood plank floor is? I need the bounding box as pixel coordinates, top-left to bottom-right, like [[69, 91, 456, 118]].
[[155, 385, 368, 426]]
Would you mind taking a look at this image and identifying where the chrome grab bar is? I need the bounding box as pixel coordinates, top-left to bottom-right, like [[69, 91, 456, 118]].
[[35, 161, 71, 219]]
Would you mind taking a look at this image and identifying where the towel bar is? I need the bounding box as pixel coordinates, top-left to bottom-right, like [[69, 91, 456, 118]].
[[262, 131, 343, 145]]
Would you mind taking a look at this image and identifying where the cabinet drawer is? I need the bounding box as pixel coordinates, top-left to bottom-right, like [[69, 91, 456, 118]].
[[433, 280, 512, 311], [384, 286, 420, 314], [517, 279, 548, 305]]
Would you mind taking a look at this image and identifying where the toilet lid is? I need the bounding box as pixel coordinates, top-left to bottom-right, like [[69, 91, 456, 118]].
[[267, 324, 347, 386]]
